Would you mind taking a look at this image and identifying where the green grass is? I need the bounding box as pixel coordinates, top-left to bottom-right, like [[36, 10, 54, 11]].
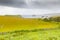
[[0, 16, 59, 32], [0, 28, 60, 40], [0, 16, 60, 40]]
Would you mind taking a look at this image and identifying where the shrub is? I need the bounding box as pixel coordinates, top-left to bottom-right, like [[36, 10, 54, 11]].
[[43, 18, 51, 22], [53, 17, 60, 22]]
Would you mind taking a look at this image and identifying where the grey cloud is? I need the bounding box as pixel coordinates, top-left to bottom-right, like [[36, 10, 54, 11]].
[[0, 0, 60, 9]]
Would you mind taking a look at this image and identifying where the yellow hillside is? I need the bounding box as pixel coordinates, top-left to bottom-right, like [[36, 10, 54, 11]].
[[0, 16, 59, 32]]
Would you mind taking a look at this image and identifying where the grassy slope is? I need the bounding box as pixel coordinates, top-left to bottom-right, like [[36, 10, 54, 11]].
[[0, 16, 60, 40], [0, 16, 59, 32], [0, 29, 60, 40]]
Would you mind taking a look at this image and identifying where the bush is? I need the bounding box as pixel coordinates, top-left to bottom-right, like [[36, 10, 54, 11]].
[[53, 17, 60, 22], [43, 18, 51, 22], [49, 17, 60, 22]]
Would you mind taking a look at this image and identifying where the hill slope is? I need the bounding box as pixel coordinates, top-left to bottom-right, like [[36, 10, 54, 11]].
[[0, 16, 59, 32]]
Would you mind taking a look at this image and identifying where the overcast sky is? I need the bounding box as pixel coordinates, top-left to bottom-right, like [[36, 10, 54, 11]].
[[0, 0, 60, 17]]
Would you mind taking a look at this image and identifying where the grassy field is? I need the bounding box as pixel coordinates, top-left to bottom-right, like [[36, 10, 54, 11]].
[[0, 16, 60, 40], [0, 16, 59, 32], [0, 28, 60, 40]]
